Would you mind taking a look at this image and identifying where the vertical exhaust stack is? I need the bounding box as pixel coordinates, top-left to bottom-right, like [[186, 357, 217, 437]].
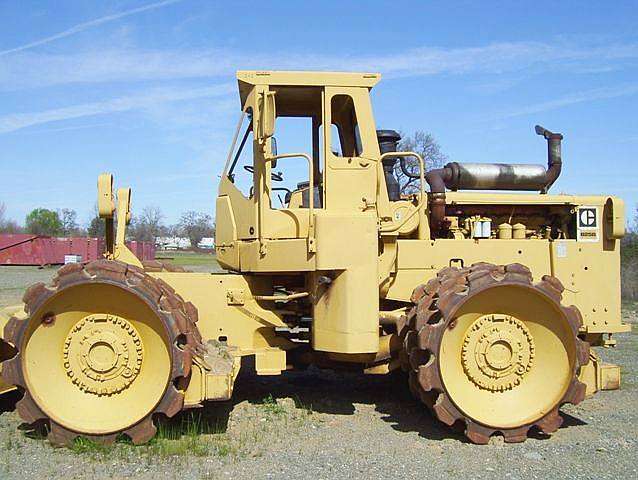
[[535, 125, 563, 194], [425, 125, 565, 234]]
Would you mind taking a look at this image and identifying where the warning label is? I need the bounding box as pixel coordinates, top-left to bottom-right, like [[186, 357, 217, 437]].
[[577, 206, 599, 242]]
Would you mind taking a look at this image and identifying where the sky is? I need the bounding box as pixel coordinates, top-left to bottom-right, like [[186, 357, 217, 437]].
[[0, 0, 637, 227]]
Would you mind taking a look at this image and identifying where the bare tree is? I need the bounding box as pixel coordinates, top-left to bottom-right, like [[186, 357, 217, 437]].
[[130, 206, 164, 242], [59, 208, 79, 236], [160, 223, 180, 238], [395, 131, 448, 195], [179, 211, 214, 248], [0, 202, 21, 233], [621, 207, 638, 300]]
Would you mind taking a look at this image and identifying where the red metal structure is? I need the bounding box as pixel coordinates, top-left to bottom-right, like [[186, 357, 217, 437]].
[[0, 234, 155, 266]]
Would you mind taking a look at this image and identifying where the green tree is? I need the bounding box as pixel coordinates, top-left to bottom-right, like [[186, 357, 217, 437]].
[[25, 208, 62, 236], [87, 216, 105, 238]]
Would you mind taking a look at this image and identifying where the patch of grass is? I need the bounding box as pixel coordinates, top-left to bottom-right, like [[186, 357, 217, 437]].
[[147, 433, 210, 458], [258, 394, 286, 416], [3, 437, 14, 451], [622, 300, 638, 316], [62, 412, 236, 460], [293, 395, 314, 418], [155, 251, 219, 267], [146, 412, 214, 457], [210, 437, 237, 457], [70, 437, 113, 456]]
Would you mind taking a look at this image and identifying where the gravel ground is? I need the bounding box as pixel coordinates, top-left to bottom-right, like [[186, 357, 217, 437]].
[[0, 266, 636, 479]]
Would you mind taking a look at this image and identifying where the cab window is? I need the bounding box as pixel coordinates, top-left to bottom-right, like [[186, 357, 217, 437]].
[[268, 86, 323, 209], [330, 95, 361, 157], [226, 108, 254, 198]]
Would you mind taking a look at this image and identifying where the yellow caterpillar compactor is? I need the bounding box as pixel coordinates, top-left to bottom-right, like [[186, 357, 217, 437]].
[[0, 71, 629, 445]]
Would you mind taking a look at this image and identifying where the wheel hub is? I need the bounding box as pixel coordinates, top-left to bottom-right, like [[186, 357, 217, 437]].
[[461, 314, 535, 392], [63, 314, 143, 396]]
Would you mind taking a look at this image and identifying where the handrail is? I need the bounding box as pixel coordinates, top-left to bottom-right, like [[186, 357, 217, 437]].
[[378, 151, 425, 233], [254, 292, 309, 301], [264, 152, 316, 253]]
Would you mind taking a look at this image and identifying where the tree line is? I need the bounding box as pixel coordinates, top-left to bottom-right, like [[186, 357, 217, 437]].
[[0, 202, 215, 248], [0, 130, 445, 239], [621, 215, 638, 301]]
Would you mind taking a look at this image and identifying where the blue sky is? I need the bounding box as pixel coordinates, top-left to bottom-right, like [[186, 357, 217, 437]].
[[0, 0, 637, 226]]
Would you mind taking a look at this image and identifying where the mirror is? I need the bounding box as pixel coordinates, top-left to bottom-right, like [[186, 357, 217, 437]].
[[259, 91, 276, 139], [270, 137, 278, 167]]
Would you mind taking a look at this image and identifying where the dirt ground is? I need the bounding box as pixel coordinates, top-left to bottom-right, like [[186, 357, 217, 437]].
[[0, 264, 636, 480]]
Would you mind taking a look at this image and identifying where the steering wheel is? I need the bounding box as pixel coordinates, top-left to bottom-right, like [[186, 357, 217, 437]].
[[243, 165, 283, 182]]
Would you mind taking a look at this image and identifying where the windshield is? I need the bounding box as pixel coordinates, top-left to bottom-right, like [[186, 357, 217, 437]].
[[224, 109, 253, 179]]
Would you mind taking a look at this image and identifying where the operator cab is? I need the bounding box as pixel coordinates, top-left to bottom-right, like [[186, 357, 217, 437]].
[[217, 71, 390, 273], [224, 83, 370, 210]]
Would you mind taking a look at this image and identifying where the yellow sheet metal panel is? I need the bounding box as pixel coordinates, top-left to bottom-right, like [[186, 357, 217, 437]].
[[578, 352, 621, 396], [550, 240, 625, 333], [605, 197, 625, 239], [260, 207, 311, 239], [311, 213, 379, 353], [388, 239, 552, 301], [215, 195, 240, 270], [237, 71, 381, 109], [396, 239, 551, 272], [255, 348, 287, 375], [237, 70, 380, 88], [238, 238, 315, 272], [151, 272, 291, 352]]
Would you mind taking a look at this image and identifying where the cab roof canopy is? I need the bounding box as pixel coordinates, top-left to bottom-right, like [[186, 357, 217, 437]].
[[236, 70, 381, 109]]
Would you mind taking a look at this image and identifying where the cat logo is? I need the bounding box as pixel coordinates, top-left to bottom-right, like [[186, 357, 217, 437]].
[[579, 208, 597, 228], [577, 206, 599, 242]]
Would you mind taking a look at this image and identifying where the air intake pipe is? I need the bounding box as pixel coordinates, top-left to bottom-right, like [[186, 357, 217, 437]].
[[426, 125, 563, 233], [376, 130, 402, 201]]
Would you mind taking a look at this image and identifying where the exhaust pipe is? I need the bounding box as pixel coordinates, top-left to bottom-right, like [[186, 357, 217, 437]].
[[534, 124, 563, 193], [426, 125, 563, 233]]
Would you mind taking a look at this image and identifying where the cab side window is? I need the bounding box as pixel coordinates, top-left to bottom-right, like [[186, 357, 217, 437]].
[[330, 95, 362, 157]]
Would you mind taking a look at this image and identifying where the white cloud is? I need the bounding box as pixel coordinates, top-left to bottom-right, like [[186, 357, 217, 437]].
[[0, 0, 183, 57], [1, 40, 637, 91], [1, 37, 637, 135], [499, 84, 638, 119], [0, 83, 234, 133]]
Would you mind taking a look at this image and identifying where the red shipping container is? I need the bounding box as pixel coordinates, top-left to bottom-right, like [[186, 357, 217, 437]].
[[0, 234, 56, 266], [0, 234, 155, 266]]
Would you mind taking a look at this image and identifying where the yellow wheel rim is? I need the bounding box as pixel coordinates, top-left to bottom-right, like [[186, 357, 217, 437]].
[[439, 284, 576, 429], [22, 283, 171, 435]]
